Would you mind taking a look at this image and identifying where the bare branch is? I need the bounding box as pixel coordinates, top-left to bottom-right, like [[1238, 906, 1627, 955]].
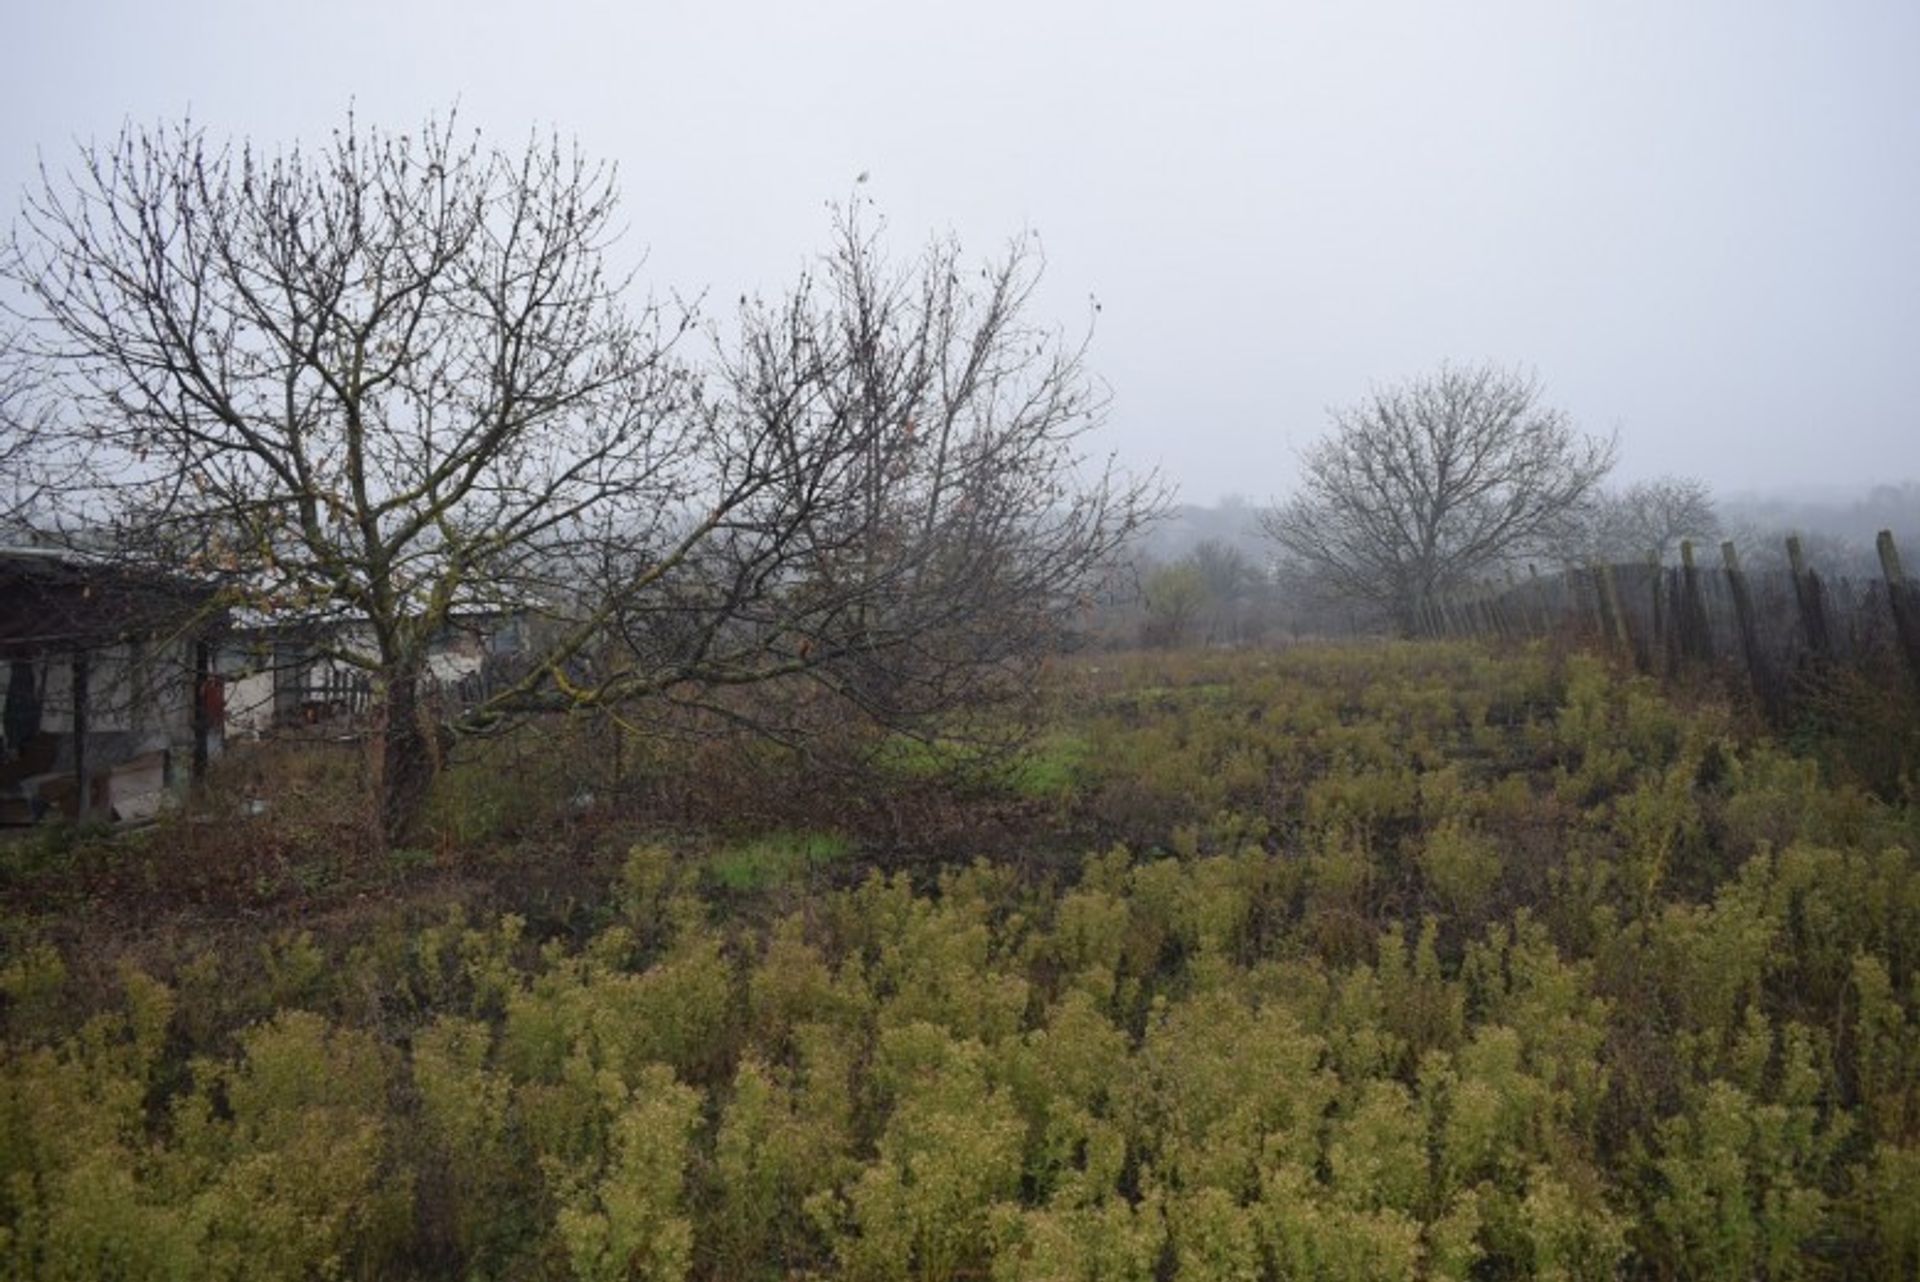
[[6, 118, 1160, 840], [1263, 362, 1614, 631]]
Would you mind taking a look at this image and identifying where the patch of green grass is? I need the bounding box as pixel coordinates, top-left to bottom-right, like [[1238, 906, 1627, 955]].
[[1102, 681, 1234, 710], [871, 731, 1092, 799], [705, 830, 851, 892], [869, 734, 980, 780], [387, 846, 434, 874], [1005, 733, 1092, 799]]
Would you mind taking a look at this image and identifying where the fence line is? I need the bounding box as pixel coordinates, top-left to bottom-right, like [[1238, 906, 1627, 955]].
[[1415, 529, 1920, 715]]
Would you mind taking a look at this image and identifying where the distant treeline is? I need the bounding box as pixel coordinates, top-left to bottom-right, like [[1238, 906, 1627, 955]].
[[1101, 484, 1920, 650]]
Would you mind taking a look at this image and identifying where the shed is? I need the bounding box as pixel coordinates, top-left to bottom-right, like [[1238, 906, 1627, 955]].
[[0, 547, 223, 823]]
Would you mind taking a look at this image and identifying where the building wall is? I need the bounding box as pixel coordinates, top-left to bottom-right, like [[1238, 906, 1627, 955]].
[[217, 619, 510, 737], [3, 638, 206, 821], [22, 643, 195, 752]]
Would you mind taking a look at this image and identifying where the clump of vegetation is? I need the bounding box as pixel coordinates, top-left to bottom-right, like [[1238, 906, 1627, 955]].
[[3, 642, 1918, 1279], [705, 832, 851, 893]]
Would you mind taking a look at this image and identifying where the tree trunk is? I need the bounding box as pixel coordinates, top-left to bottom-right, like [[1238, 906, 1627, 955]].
[[378, 662, 437, 847]]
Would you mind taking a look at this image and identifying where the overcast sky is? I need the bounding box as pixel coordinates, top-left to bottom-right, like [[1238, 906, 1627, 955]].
[[4, 0, 1915, 503]]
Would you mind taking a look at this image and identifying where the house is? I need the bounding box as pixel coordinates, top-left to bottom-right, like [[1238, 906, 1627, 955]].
[[219, 610, 533, 739], [0, 547, 224, 824], [219, 616, 373, 737]]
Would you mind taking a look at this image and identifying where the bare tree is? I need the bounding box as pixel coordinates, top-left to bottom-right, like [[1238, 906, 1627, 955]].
[[6, 113, 1153, 839], [488, 210, 1160, 754], [1263, 362, 1614, 632], [7, 114, 693, 837], [1567, 474, 1721, 564], [1186, 539, 1273, 644], [0, 330, 69, 536], [1189, 538, 1258, 604]]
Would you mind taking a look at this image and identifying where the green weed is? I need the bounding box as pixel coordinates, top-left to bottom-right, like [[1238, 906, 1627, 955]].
[[706, 831, 852, 892]]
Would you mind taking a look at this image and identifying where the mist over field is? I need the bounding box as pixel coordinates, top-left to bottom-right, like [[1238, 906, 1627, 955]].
[[4, 0, 1917, 504], [1139, 482, 1920, 571], [5, 5, 1920, 1281]]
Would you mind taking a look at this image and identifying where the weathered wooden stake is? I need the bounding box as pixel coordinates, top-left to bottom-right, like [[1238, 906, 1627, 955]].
[[1785, 535, 1832, 657], [1721, 541, 1775, 717], [1598, 562, 1633, 658], [1645, 551, 1666, 673], [1488, 585, 1509, 640], [1679, 540, 1714, 662], [1879, 529, 1920, 689], [1578, 567, 1604, 641]]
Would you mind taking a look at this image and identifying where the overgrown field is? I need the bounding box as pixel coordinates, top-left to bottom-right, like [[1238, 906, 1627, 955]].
[[4, 644, 1920, 1280]]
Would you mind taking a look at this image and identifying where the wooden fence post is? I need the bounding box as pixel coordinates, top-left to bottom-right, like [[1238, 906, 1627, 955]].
[[1513, 577, 1529, 638], [1645, 551, 1667, 673], [1721, 541, 1776, 718], [1663, 567, 1685, 674], [1492, 580, 1518, 641], [1598, 562, 1633, 657], [1679, 540, 1713, 663], [1785, 535, 1831, 657], [1878, 530, 1920, 689], [1574, 567, 1600, 641]]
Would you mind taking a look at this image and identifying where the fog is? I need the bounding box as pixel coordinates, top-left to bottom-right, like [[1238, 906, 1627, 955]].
[[4, 0, 1915, 502]]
